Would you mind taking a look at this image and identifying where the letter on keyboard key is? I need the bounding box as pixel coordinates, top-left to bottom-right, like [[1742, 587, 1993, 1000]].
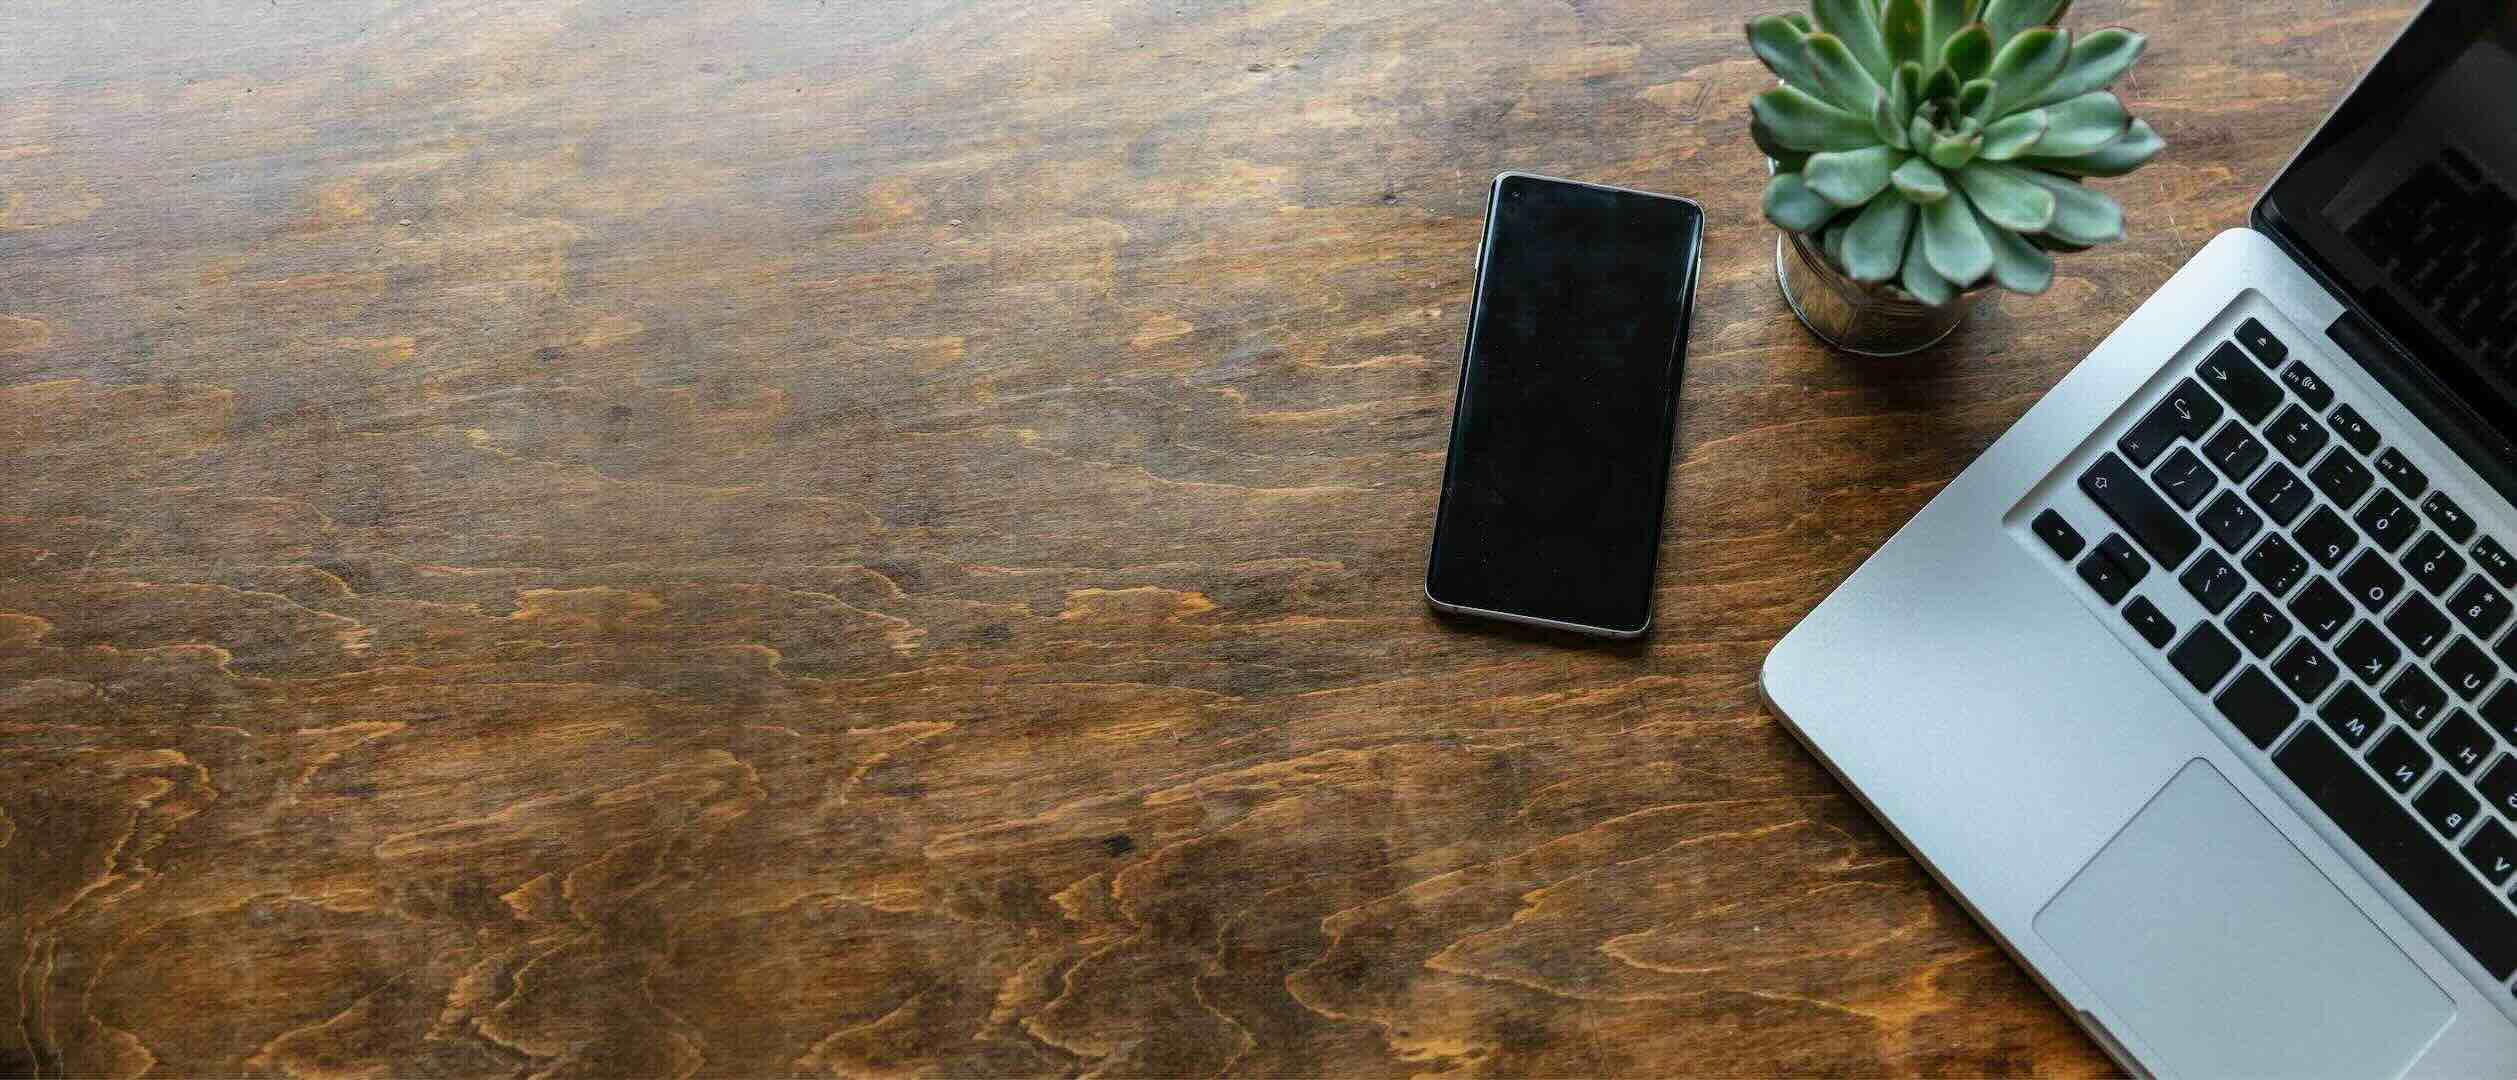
[[2214, 667, 2298, 749], [2319, 683, 2385, 747], [2197, 342, 2283, 425], [2384, 667, 2448, 729], [2463, 819, 2517, 887], [2293, 506, 2359, 570], [2484, 684, 2517, 744], [2427, 711, 2497, 776], [2079, 453, 2200, 569], [2286, 577, 2352, 641], [2339, 550, 2406, 613], [2170, 623, 2241, 691], [2384, 593, 2450, 657], [2275, 725, 2517, 980], [2480, 756, 2517, 820], [2434, 637, 2499, 703], [2336, 621, 2402, 685], [2367, 726, 2435, 793], [2414, 777, 2482, 839]]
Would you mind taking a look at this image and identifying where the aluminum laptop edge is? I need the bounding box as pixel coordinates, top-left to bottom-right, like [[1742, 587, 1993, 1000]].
[[1763, 2, 2517, 1077]]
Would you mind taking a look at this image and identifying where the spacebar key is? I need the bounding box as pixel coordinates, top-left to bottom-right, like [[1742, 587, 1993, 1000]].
[[2274, 724, 2517, 980], [2079, 452, 2200, 568]]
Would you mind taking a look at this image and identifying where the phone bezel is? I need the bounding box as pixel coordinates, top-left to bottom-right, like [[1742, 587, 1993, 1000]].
[[1422, 171, 1704, 640]]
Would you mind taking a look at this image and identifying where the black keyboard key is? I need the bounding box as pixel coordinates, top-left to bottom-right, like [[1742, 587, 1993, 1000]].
[[2465, 819, 2517, 888], [2386, 593, 2451, 657], [2079, 453, 2201, 569], [2474, 536, 2517, 589], [2230, 594, 2294, 659], [2374, 447, 2428, 498], [2320, 682, 2386, 747], [2436, 637, 2501, 704], [2415, 776, 2484, 839], [2098, 534, 2149, 580], [2180, 551, 2246, 614], [2287, 577, 2353, 641], [2078, 547, 2135, 605], [2245, 463, 2314, 526], [2118, 378, 2224, 467], [2235, 317, 2288, 367], [2285, 728, 2517, 977], [2216, 667, 2298, 748], [2278, 361, 2333, 409], [2197, 342, 2283, 425], [2450, 577, 2513, 640], [2273, 639, 2339, 701], [2151, 448, 2216, 511], [2356, 490, 2419, 553], [2123, 596, 2176, 648], [2500, 622, 2517, 671], [2337, 621, 2403, 685], [2242, 535, 2309, 597], [2199, 491, 2265, 554], [2294, 507, 2359, 570], [2276, 724, 2517, 980], [2402, 533, 2467, 597], [2170, 622, 2242, 691], [2484, 684, 2517, 744], [2428, 710, 2498, 776], [2328, 403, 2380, 455], [2306, 449, 2374, 510], [2339, 550, 2407, 614], [2481, 756, 2517, 821], [2265, 404, 2330, 467], [2032, 508, 2085, 560], [2421, 492, 2475, 544], [2368, 725, 2437, 793], [2203, 421, 2268, 481], [2384, 666, 2450, 729]]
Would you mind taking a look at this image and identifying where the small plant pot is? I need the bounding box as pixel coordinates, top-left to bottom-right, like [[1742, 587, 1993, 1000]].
[[1774, 230, 1979, 357]]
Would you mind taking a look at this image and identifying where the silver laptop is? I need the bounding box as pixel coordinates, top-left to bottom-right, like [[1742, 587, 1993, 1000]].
[[1763, 3, 2517, 1077]]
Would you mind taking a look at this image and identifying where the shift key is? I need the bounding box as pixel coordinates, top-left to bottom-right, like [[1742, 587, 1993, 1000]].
[[2080, 452, 2201, 568]]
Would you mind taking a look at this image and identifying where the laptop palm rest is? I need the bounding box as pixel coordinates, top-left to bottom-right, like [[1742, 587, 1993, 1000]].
[[2035, 759, 2452, 1079]]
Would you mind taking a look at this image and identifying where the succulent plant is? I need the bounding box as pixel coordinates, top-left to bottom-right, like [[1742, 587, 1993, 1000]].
[[1750, 0, 2163, 304]]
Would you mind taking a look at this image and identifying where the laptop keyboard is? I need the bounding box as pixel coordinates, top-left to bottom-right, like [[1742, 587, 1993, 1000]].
[[2033, 316, 2517, 995]]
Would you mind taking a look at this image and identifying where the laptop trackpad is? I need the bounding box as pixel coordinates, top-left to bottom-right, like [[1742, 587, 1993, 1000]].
[[2035, 759, 2452, 1080]]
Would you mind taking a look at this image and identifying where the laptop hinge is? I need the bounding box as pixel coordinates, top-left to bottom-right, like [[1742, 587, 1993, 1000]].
[[2325, 309, 2517, 510]]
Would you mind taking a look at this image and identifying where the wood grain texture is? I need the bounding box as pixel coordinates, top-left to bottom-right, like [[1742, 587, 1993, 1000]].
[[0, 0, 2411, 1075]]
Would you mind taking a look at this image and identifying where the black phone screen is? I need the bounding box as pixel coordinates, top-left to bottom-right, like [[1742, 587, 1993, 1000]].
[[1425, 174, 1702, 635]]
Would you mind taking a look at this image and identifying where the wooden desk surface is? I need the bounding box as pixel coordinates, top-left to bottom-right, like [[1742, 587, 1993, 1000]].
[[0, 1, 2410, 1075]]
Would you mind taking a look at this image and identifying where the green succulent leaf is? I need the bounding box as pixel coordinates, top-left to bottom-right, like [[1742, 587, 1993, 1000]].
[[2011, 166, 2125, 243], [1920, 64, 1961, 104], [1882, 0, 1928, 67], [1784, 12, 1815, 33], [1889, 61, 1923, 126], [1891, 156, 1951, 203], [2029, 91, 2128, 156], [1806, 145, 1907, 206], [1826, 213, 1857, 266], [1984, 27, 2069, 116], [1955, 161, 2056, 231], [1908, 113, 1935, 150], [1940, 23, 1994, 82], [1752, 115, 1814, 172], [1958, 77, 1994, 122], [1923, 0, 1978, 69], [2021, 117, 2164, 176], [1901, 222, 1958, 305], [1922, 189, 1995, 285], [1813, 0, 1896, 82], [1979, 108, 2048, 159], [1872, 96, 1910, 148], [1747, 16, 1825, 97], [1927, 128, 1981, 169], [1752, 86, 1877, 152], [1843, 190, 1918, 283], [1981, 0, 2068, 48], [1981, 203, 2057, 293], [2025, 28, 2146, 108], [1764, 171, 1840, 232], [1803, 33, 1887, 113]]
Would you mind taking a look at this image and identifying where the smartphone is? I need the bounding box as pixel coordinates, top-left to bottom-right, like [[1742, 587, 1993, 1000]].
[[1424, 172, 1704, 638]]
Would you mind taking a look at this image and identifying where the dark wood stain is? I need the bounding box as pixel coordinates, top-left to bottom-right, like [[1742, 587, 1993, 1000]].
[[0, 1, 2406, 1075]]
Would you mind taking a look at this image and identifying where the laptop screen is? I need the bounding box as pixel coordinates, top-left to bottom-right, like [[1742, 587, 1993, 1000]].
[[2261, 0, 2517, 454]]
